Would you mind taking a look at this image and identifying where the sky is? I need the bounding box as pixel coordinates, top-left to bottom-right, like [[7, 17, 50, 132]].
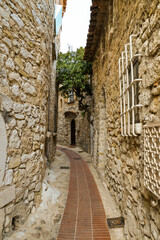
[[60, 0, 92, 53]]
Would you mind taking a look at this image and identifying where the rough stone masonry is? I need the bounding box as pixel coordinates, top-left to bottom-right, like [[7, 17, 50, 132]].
[[57, 93, 91, 153], [0, 0, 59, 238], [85, 0, 160, 240]]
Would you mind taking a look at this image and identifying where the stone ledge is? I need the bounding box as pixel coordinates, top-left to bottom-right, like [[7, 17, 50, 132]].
[[0, 186, 15, 208]]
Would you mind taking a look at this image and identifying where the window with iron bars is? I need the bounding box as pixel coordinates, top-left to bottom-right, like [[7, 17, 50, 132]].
[[119, 35, 142, 136]]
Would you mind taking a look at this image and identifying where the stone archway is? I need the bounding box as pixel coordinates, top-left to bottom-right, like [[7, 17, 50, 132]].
[[71, 119, 76, 145], [0, 113, 7, 187], [97, 87, 106, 172]]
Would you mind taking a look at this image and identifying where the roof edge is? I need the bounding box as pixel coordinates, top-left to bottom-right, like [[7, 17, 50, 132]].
[[84, 0, 108, 62]]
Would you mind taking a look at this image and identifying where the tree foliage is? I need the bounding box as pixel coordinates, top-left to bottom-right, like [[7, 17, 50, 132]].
[[56, 47, 92, 102]]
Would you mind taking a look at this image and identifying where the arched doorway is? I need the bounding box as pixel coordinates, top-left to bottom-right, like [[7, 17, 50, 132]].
[[71, 119, 76, 145]]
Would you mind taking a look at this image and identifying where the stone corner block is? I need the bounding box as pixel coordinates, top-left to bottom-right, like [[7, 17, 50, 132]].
[[0, 185, 15, 208]]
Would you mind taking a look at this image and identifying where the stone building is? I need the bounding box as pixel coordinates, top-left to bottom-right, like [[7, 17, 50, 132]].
[[57, 92, 92, 153], [0, 0, 66, 238], [85, 0, 160, 239]]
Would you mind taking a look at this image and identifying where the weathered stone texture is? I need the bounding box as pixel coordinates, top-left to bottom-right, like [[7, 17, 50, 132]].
[[0, 113, 7, 188], [0, 0, 58, 238], [57, 95, 91, 153], [88, 1, 160, 239], [0, 186, 15, 209], [0, 209, 5, 240]]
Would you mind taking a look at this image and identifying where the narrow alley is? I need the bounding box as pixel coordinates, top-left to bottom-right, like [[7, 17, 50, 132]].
[[0, 0, 160, 240], [57, 147, 111, 240], [5, 146, 124, 240]]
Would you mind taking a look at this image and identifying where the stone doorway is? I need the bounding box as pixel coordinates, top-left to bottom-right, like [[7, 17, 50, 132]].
[[71, 119, 76, 145]]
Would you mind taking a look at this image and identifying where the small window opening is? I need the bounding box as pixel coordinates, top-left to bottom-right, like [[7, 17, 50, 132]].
[[68, 92, 74, 103], [52, 42, 56, 61], [60, 99, 63, 108]]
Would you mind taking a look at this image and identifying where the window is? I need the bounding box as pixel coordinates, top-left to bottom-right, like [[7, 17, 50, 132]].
[[54, 4, 62, 35], [52, 42, 56, 61], [68, 92, 74, 103], [60, 99, 63, 108], [119, 35, 142, 136], [128, 58, 140, 124]]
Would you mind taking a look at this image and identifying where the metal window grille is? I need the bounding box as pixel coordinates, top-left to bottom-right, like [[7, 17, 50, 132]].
[[144, 123, 160, 199], [119, 35, 142, 136]]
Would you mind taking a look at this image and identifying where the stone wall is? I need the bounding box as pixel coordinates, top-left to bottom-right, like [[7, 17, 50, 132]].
[[89, 0, 160, 239], [0, 0, 58, 238], [57, 94, 91, 153]]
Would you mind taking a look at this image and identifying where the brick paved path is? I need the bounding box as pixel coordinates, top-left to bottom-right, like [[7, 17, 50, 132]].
[[57, 147, 111, 240]]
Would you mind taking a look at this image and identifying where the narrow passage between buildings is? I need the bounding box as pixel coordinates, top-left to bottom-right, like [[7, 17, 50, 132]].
[[57, 147, 111, 240]]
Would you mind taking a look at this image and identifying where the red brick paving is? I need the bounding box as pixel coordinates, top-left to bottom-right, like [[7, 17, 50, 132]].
[[57, 147, 111, 240]]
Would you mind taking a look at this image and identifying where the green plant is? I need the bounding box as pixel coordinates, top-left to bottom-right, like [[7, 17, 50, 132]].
[[56, 47, 93, 124]]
